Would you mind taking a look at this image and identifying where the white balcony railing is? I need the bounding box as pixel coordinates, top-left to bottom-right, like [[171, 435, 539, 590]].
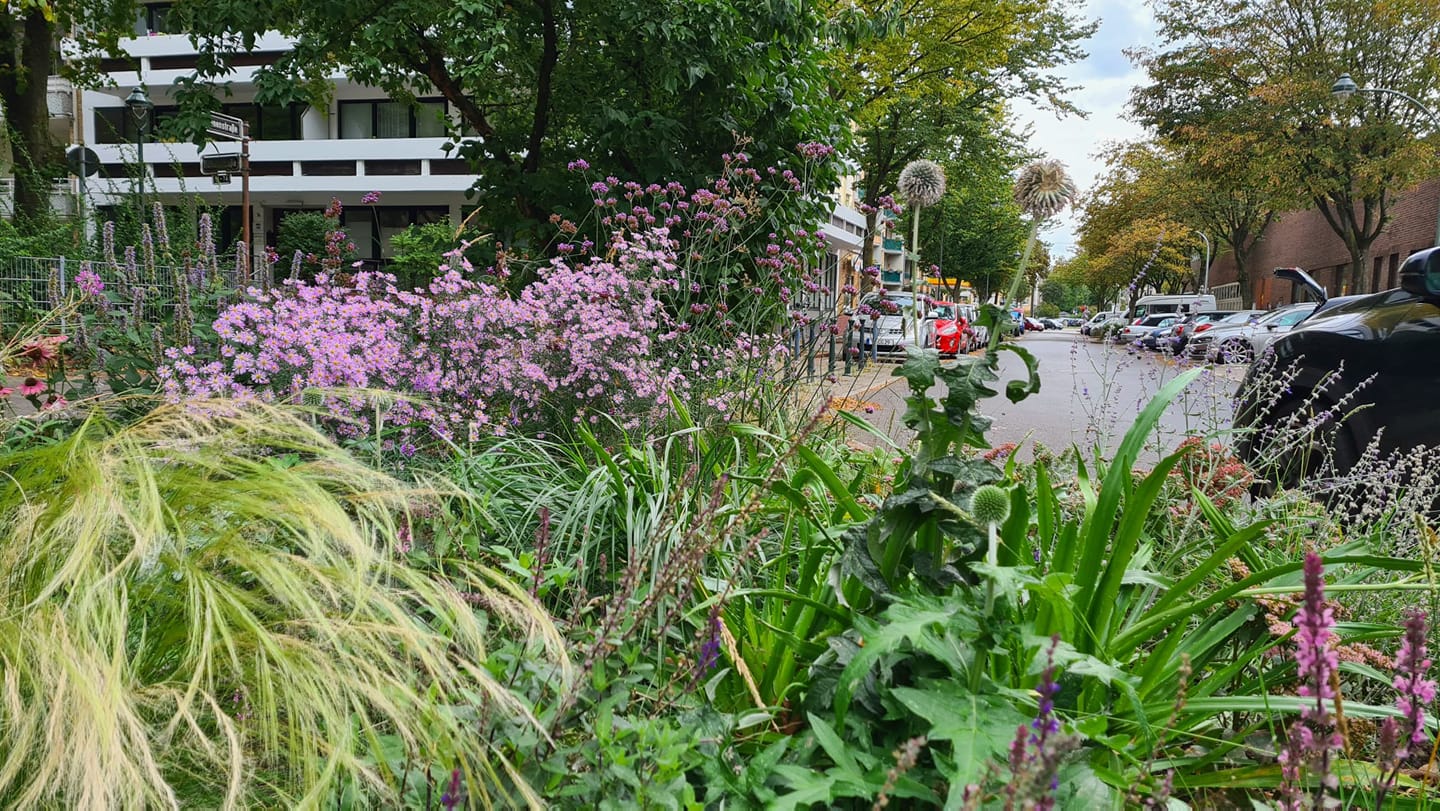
[[0, 178, 76, 219]]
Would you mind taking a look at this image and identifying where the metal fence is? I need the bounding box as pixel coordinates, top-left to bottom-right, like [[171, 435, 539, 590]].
[[1211, 282, 1243, 311], [0, 255, 235, 328]]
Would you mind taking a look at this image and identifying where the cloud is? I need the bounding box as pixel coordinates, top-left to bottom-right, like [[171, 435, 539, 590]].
[[1009, 0, 1158, 257]]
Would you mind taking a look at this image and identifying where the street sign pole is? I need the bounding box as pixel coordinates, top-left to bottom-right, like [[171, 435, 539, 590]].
[[206, 111, 251, 281], [242, 129, 251, 283]]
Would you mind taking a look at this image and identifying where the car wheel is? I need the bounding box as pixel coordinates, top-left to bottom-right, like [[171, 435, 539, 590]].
[[1218, 339, 1252, 364]]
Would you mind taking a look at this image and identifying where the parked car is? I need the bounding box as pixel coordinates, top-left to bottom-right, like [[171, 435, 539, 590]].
[[1081, 311, 1117, 335], [926, 301, 970, 356], [1182, 311, 1265, 358], [1140, 323, 1179, 351], [1234, 249, 1440, 485], [1194, 303, 1317, 364], [1061, 316, 1085, 328], [853, 292, 933, 353], [1023, 316, 1046, 332], [1040, 317, 1065, 330], [1169, 309, 1261, 354], [1116, 314, 1177, 344], [959, 304, 988, 347]]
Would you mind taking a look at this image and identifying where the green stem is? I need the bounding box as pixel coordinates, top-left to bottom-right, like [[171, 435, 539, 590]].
[[987, 220, 1042, 354], [911, 207, 921, 342]]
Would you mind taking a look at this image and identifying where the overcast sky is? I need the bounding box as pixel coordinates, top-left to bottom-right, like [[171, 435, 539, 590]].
[[1009, 0, 1160, 258]]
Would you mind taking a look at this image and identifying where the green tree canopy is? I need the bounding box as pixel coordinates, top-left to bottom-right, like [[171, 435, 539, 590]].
[[829, 0, 1094, 267], [1131, 0, 1440, 293], [916, 131, 1030, 304], [172, 0, 851, 242]]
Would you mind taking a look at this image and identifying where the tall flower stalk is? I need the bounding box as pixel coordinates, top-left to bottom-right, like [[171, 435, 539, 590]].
[[898, 159, 946, 342], [1278, 551, 1342, 809], [1374, 609, 1436, 807], [992, 159, 1076, 352]]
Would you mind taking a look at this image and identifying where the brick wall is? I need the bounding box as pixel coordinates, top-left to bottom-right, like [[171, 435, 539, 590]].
[[1205, 178, 1439, 307]]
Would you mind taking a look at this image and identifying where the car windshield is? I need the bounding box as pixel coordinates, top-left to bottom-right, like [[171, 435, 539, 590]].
[[931, 305, 956, 320], [1255, 307, 1310, 326], [1220, 311, 1262, 325]]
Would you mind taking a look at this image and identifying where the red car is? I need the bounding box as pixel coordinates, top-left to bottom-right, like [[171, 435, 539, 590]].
[[926, 301, 972, 356]]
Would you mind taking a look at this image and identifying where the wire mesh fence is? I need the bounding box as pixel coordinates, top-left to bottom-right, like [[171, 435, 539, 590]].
[[0, 255, 245, 329]]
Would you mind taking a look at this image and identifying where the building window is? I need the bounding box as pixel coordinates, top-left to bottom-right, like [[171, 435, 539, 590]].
[[94, 105, 181, 143], [339, 99, 450, 139], [219, 102, 304, 141], [1389, 253, 1401, 289], [132, 3, 181, 35], [344, 206, 450, 259]]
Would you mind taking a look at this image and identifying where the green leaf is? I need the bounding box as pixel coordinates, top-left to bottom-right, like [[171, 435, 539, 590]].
[[892, 687, 1027, 787], [996, 343, 1041, 403]]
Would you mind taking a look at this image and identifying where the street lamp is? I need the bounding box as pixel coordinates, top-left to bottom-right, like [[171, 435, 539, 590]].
[[1331, 73, 1440, 247], [1194, 230, 1211, 292], [125, 86, 153, 216]]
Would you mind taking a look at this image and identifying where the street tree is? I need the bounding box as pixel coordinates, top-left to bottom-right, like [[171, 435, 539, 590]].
[[173, 0, 851, 242], [829, 0, 1094, 268], [1079, 204, 1193, 313], [1133, 0, 1440, 293], [1, 0, 134, 223]]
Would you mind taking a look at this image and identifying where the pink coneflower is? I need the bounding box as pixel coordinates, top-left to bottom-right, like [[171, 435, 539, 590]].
[[19, 378, 46, 397]]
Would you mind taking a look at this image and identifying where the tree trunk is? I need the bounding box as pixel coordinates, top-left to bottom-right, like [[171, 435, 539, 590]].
[[1233, 252, 1252, 308], [861, 208, 878, 272], [0, 9, 56, 223]]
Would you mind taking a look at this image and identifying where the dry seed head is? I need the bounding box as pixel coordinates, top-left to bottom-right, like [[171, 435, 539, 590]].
[[899, 159, 947, 208], [1014, 159, 1078, 220]]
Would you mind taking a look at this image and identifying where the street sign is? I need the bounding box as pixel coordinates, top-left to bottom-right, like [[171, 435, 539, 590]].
[[207, 111, 245, 140], [201, 152, 242, 175], [65, 146, 100, 178]]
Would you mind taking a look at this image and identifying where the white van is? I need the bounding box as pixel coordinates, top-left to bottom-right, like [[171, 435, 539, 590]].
[[853, 291, 932, 353], [1130, 294, 1216, 320]]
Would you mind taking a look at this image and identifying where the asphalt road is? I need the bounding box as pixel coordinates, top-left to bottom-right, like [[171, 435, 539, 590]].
[[844, 330, 1250, 462]]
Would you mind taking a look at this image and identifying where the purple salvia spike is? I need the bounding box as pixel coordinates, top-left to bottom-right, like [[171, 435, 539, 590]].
[[153, 202, 170, 256], [122, 245, 139, 297], [141, 224, 156, 279], [103, 220, 117, 267]]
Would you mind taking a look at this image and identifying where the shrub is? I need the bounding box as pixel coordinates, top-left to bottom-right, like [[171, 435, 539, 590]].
[[275, 211, 332, 274]]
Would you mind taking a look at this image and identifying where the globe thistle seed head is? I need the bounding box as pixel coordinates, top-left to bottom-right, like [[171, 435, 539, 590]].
[[899, 159, 946, 208], [970, 484, 1011, 525], [1014, 159, 1078, 220]]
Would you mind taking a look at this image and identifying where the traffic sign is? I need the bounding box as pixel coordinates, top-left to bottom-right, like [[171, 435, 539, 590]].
[[207, 111, 245, 140], [65, 146, 100, 178]]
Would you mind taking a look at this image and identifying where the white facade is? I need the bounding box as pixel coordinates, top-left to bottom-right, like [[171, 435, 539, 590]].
[[71, 29, 473, 265]]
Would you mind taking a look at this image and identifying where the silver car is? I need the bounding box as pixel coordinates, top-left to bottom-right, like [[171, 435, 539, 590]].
[[1193, 303, 1317, 364], [1116, 314, 1177, 344]]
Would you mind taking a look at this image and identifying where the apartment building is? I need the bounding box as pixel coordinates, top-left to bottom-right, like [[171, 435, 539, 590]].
[[4, 4, 881, 301], [65, 7, 475, 267]]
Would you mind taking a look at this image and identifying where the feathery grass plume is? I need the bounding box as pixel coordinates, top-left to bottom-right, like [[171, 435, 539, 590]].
[[0, 400, 569, 808]]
